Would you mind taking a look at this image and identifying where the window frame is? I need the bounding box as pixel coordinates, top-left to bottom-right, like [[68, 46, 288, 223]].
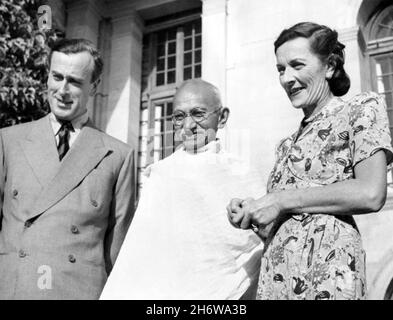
[[366, 5, 393, 127], [137, 14, 202, 193], [141, 14, 201, 100], [365, 4, 393, 184]]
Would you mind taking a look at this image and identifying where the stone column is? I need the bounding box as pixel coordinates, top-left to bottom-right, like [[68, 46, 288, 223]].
[[104, 8, 144, 148], [338, 26, 364, 97], [201, 0, 229, 146], [46, 0, 66, 33], [201, 0, 227, 103], [65, 0, 104, 44], [65, 0, 105, 121], [93, 18, 112, 131]]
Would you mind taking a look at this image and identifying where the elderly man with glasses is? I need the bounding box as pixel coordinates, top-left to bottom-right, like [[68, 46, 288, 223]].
[[100, 79, 265, 300], [171, 79, 226, 154]]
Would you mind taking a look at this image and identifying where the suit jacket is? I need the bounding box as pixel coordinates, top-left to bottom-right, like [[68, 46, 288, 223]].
[[0, 114, 135, 299]]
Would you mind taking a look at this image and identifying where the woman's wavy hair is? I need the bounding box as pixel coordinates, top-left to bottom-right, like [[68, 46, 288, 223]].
[[274, 22, 350, 96]]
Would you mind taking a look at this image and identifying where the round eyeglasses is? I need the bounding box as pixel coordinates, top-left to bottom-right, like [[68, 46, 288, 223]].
[[171, 107, 222, 126]]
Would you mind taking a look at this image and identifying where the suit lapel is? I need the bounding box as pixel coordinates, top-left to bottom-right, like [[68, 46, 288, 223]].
[[28, 122, 111, 220], [19, 114, 60, 188]]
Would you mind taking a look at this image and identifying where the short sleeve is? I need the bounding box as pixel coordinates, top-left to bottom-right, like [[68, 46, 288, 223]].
[[348, 92, 393, 167]]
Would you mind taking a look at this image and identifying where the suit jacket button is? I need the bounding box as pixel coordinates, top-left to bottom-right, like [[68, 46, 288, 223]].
[[19, 249, 26, 258], [91, 200, 98, 207], [24, 221, 32, 228], [68, 254, 76, 263], [12, 189, 18, 197], [70, 225, 79, 234]]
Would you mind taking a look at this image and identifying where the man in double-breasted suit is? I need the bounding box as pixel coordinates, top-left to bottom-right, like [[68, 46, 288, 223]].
[[0, 39, 135, 299]]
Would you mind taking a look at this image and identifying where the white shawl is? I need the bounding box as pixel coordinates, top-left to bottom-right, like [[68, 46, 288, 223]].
[[100, 141, 265, 300]]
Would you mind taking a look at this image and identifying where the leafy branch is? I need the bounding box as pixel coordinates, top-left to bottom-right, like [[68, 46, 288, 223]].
[[0, 0, 63, 127]]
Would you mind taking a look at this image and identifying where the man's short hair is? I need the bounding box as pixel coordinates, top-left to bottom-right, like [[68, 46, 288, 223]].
[[49, 38, 103, 84]]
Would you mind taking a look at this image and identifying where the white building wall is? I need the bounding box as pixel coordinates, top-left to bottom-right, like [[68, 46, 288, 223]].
[[203, 0, 364, 179]]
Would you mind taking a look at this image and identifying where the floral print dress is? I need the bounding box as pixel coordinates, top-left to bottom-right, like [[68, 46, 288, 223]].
[[256, 92, 393, 300]]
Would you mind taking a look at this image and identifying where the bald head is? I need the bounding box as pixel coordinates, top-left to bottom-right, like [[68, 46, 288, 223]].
[[173, 79, 222, 111], [172, 79, 229, 153]]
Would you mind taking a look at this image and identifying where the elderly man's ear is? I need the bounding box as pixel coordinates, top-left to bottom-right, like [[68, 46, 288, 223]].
[[218, 107, 230, 129]]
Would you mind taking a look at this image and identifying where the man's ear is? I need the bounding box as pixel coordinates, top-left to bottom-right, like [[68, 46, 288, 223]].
[[218, 107, 230, 129], [89, 78, 101, 96]]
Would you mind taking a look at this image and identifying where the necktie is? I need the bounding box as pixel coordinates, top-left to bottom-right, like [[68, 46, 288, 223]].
[[57, 121, 74, 161]]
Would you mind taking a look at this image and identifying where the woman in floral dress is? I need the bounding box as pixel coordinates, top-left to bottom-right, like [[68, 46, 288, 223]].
[[227, 22, 393, 300]]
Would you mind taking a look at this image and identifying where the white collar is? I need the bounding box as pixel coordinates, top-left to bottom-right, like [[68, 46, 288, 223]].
[[49, 112, 89, 135], [180, 139, 222, 155]]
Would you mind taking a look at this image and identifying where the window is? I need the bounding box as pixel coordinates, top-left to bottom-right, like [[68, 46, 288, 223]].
[[154, 23, 202, 86], [183, 22, 202, 80], [374, 53, 393, 137], [368, 5, 393, 133], [137, 17, 202, 192], [366, 4, 393, 182]]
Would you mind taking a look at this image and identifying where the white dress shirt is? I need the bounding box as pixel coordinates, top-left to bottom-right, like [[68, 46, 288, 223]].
[[49, 112, 89, 148]]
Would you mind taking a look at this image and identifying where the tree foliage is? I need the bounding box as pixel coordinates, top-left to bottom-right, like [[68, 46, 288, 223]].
[[0, 0, 62, 128]]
